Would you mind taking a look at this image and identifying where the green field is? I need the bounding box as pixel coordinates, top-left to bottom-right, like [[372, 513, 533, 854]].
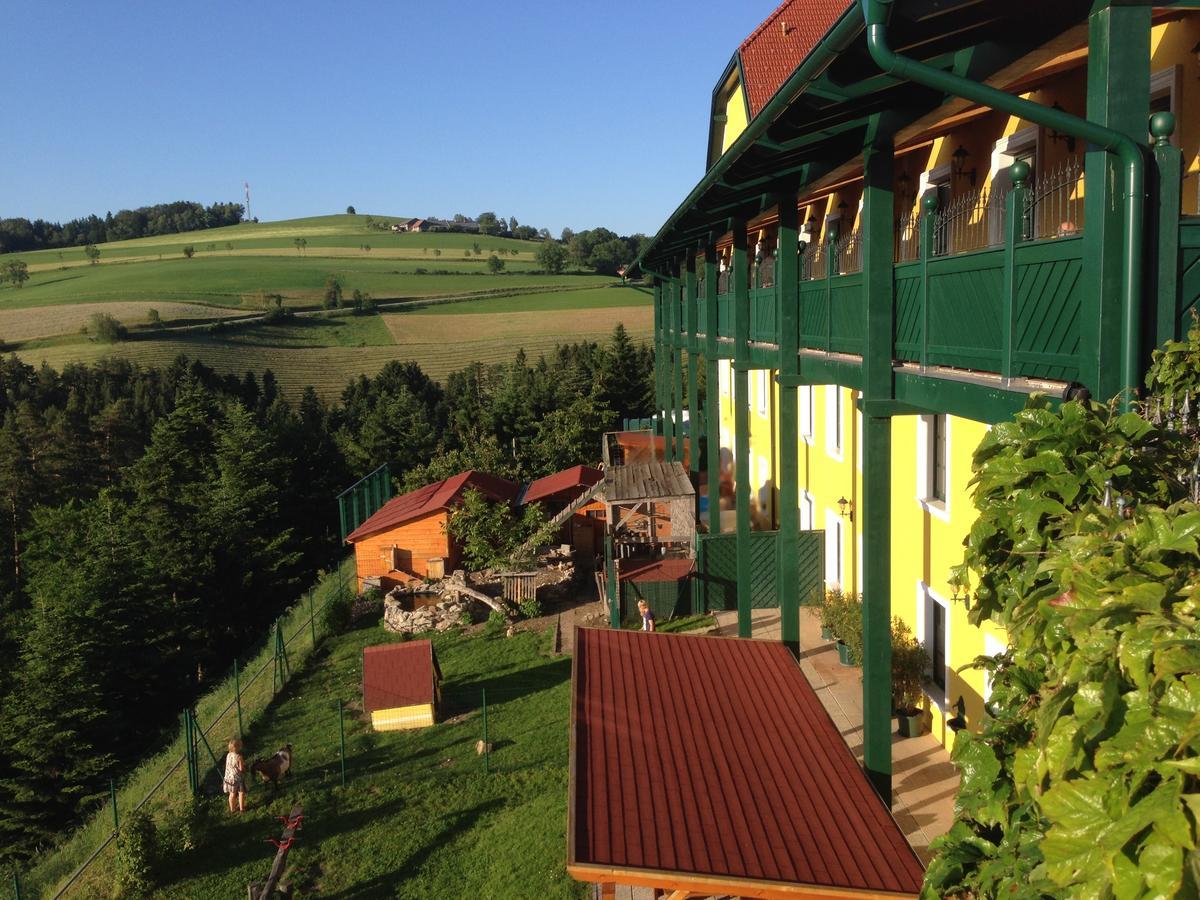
[[0, 214, 649, 398]]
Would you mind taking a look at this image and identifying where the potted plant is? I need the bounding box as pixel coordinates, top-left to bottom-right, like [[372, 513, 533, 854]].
[[891, 617, 927, 737], [833, 591, 863, 667], [817, 588, 841, 641]]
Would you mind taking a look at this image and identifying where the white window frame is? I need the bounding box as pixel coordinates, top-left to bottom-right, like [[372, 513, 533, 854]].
[[756, 369, 769, 418], [983, 633, 1006, 702], [1150, 66, 1181, 148], [800, 490, 815, 531], [824, 385, 843, 461], [800, 385, 814, 444], [990, 126, 1039, 244], [916, 581, 951, 711], [824, 509, 843, 588], [855, 391, 863, 471], [916, 413, 951, 522]]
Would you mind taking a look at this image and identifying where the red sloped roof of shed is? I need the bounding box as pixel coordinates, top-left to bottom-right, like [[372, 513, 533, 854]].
[[569, 628, 924, 895], [616, 557, 695, 583], [521, 465, 604, 506], [362, 640, 440, 711], [345, 470, 519, 542], [738, 0, 850, 119]]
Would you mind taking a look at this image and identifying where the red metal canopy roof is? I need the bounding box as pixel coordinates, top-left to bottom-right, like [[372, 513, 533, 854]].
[[521, 464, 604, 506], [738, 0, 850, 119], [345, 470, 519, 542], [362, 640, 440, 711], [617, 557, 694, 583], [568, 628, 924, 896]]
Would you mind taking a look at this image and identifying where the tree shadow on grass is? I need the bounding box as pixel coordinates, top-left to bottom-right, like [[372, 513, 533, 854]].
[[319, 798, 505, 899], [441, 656, 571, 717]]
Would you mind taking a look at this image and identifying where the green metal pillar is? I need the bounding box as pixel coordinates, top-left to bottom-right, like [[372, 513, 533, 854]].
[[1151, 113, 1182, 348], [775, 193, 802, 651], [732, 219, 753, 638], [605, 533, 620, 628], [661, 277, 676, 461], [686, 254, 700, 500], [672, 271, 686, 465], [703, 242, 722, 535], [861, 125, 896, 804], [1079, 2, 1150, 402]]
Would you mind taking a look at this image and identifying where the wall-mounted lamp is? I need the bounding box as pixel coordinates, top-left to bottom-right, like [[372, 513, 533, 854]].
[[947, 696, 968, 732], [897, 171, 913, 207], [951, 145, 976, 187], [1047, 102, 1077, 153], [837, 496, 853, 522], [837, 199, 849, 212]]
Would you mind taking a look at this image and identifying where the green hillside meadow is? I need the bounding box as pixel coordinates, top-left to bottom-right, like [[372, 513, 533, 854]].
[[0, 214, 653, 397]]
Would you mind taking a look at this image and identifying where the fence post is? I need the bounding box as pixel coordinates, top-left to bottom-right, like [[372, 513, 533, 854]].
[[1151, 112, 1182, 347], [482, 689, 490, 775], [12, 872, 21, 900], [110, 779, 119, 832], [182, 709, 196, 795], [337, 701, 347, 788], [1001, 161, 1029, 380], [309, 590, 317, 647], [233, 658, 243, 740], [919, 193, 936, 372]]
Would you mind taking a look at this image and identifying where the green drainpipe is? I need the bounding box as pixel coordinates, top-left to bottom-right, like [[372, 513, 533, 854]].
[[860, 0, 1146, 410]]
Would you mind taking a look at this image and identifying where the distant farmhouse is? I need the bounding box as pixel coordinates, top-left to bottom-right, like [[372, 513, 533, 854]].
[[391, 217, 480, 234]]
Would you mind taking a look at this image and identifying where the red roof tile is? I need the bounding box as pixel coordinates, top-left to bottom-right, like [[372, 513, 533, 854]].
[[345, 470, 519, 542], [521, 465, 604, 506], [362, 640, 440, 711], [617, 558, 695, 583], [569, 628, 924, 896], [738, 0, 850, 119]]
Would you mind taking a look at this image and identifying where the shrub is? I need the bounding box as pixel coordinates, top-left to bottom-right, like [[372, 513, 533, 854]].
[[823, 588, 862, 663], [518, 597, 542, 620], [482, 610, 507, 638], [321, 589, 353, 635], [322, 276, 343, 310], [146, 308, 161, 326], [89, 312, 128, 343], [112, 809, 157, 898], [889, 617, 926, 714], [182, 245, 195, 259], [159, 796, 209, 855]]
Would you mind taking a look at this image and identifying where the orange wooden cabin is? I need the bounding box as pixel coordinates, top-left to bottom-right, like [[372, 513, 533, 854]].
[[518, 464, 605, 555], [345, 471, 519, 590]]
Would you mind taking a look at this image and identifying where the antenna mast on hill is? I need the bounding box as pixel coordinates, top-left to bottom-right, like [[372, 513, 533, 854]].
[[244, 181, 252, 221]]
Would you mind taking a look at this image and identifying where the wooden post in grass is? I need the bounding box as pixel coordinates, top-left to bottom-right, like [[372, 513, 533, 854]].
[[482, 689, 490, 775], [338, 701, 347, 788]]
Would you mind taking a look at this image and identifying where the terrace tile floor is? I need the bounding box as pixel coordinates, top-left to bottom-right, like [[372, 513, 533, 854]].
[[712, 607, 959, 864]]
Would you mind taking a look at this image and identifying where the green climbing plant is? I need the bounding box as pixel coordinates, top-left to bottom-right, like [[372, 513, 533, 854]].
[[926, 329, 1200, 898]]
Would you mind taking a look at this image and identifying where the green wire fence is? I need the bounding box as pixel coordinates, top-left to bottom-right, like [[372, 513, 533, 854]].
[[12, 555, 356, 899]]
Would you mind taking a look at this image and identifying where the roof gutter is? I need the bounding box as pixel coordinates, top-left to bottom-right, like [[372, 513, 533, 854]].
[[634, 5, 866, 269], [860, 0, 1145, 409]]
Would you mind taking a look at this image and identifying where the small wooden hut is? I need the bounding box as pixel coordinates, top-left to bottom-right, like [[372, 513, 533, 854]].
[[362, 640, 442, 731]]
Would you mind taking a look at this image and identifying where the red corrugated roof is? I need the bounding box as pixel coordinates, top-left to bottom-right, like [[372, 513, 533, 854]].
[[362, 640, 440, 711], [617, 558, 694, 583], [569, 628, 924, 896], [345, 470, 519, 542], [521, 465, 604, 506], [738, 0, 850, 119]]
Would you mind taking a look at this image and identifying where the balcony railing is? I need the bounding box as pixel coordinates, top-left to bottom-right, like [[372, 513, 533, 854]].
[[933, 185, 1006, 256], [1025, 157, 1085, 241]]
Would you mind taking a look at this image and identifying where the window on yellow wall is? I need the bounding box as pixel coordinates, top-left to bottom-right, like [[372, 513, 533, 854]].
[[800, 385, 814, 443], [917, 414, 951, 520], [825, 386, 843, 459], [801, 491, 814, 531], [825, 509, 843, 587], [919, 583, 950, 707], [756, 370, 769, 417]]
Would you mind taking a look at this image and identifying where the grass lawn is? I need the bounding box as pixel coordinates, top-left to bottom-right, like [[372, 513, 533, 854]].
[[406, 284, 652, 315], [0, 257, 610, 310], [109, 621, 582, 898]]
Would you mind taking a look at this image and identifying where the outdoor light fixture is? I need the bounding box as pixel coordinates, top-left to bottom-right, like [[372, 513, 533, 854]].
[[947, 696, 968, 732], [951, 145, 976, 187], [1047, 103, 1077, 153], [837, 496, 853, 521], [897, 170, 913, 207]]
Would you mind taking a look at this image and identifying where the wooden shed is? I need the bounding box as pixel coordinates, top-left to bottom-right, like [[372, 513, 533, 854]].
[[345, 471, 518, 590], [362, 640, 442, 732], [518, 464, 606, 555]]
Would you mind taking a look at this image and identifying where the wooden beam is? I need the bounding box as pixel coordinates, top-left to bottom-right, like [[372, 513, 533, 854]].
[[568, 864, 920, 900]]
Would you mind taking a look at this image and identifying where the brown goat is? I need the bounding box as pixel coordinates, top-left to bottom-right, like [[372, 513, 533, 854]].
[[250, 744, 293, 789]]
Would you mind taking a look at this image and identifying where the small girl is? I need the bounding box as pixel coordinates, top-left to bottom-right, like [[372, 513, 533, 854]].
[[224, 739, 246, 814]]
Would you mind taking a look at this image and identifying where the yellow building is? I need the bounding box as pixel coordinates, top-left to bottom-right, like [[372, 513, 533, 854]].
[[643, 0, 1200, 794]]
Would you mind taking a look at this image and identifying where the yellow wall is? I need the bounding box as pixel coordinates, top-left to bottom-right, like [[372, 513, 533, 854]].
[[720, 83, 749, 156], [371, 703, 435, 732], [1152, 17, 1200, 214]]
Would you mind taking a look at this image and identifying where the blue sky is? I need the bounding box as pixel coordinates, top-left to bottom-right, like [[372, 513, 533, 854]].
[[1, 2, 769, 237]]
